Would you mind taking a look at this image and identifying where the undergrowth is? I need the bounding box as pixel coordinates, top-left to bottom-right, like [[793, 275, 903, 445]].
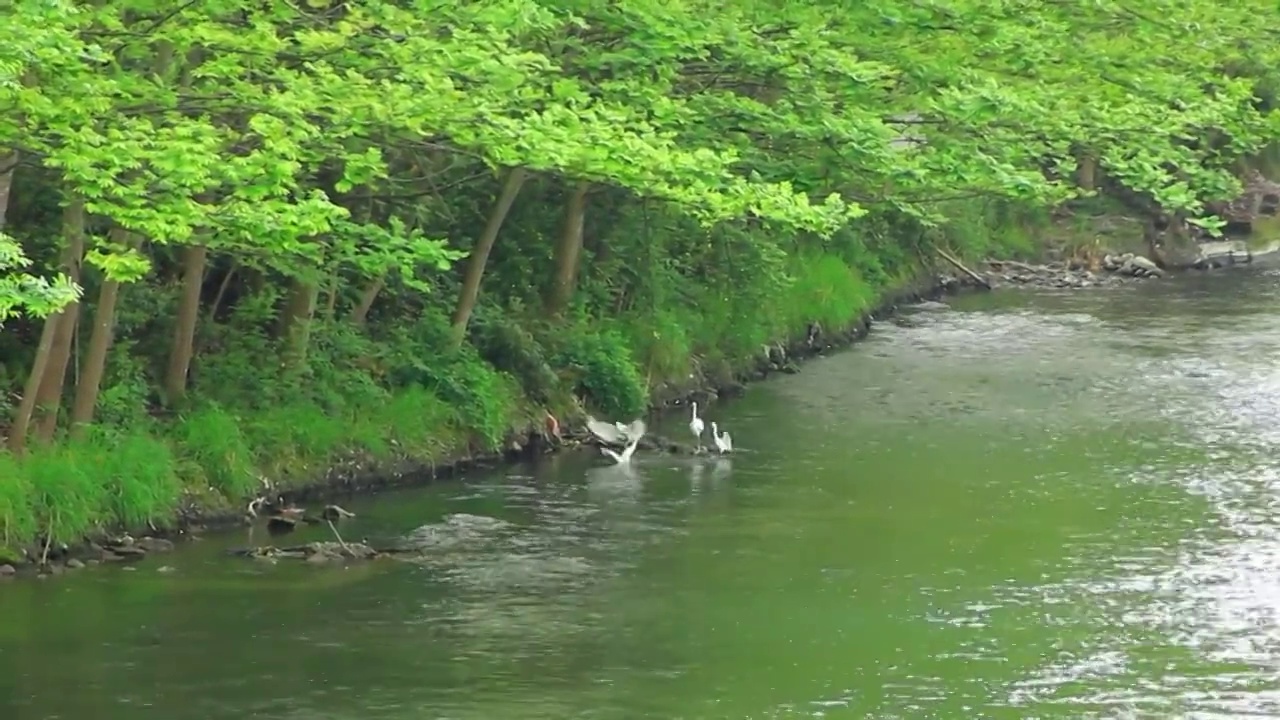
[[0, 199, 1039, 559]]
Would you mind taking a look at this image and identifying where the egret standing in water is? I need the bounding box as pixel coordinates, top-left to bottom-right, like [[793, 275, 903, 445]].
[[711, 421, 733, 454], [689, 402, 705, 450]]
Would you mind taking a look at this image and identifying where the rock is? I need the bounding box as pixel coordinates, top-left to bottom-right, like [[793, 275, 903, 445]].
[[1121, 255, 1164, 277], [66, 558, 85, 569], [305, 541, 377, 562], [765, 343, 786, 365], [101, 543, 146, 561], [1147, 215, 1202, 268], [805, 321, 823, 346], [1194, 240, 1251, 269], [0, 564, 15, 577], [108, 540, 146, 558], [157, 565, 176, 573], [266, 516, 299, 534], [136, 537, 175, 553]]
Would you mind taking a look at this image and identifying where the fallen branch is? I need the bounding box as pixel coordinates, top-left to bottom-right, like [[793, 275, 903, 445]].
[[936, 247, 992, 289], [326, 519, 350, 552]]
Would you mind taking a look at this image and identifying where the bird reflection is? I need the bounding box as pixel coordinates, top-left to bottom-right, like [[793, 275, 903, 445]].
[[586, 462, 643, 503], [710, 457, 732, 483], [690, 456, 732, 494]]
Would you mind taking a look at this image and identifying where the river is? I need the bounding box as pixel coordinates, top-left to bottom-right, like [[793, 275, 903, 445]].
[[5, 267, 1280, 719]]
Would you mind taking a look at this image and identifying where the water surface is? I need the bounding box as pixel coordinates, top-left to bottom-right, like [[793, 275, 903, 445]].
[[5, 268, 1280, 718]]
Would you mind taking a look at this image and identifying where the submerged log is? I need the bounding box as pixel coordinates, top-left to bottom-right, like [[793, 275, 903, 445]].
[[226, 541, 386, 562]]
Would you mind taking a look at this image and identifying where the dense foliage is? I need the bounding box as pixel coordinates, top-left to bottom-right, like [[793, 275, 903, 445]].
[[3, 0, 1280, 552]]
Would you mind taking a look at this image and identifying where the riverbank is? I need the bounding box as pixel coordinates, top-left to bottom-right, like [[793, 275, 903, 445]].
[[0, 263, 987, 581], [1, 207, 1241, 581]]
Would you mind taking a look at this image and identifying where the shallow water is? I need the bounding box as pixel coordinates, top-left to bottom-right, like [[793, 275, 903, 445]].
[[6, 268, 1280, 718]]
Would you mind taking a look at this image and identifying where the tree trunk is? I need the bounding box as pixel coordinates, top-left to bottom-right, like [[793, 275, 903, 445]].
[[546, 180, 591, 317], [163, 243, 207, 405], [278, 277, 319, 371], [322, 273, 339, 321], [349, 275, 384, 326], [32, 195, 86, 443], [69, 237, 128, 435], [207, 259, 237, 322], [449, 167, 527, 348], [0, 149, 16, 229], [8, 313, 57, 455], [245, 267, 267, 295], [1076, 150, 1097, 192]]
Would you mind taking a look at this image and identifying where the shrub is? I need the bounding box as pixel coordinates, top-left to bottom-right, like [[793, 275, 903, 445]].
[[553, 325, 647, 419]]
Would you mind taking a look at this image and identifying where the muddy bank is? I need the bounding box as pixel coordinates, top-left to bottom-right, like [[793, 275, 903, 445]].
[[0, 267, 987, 581]]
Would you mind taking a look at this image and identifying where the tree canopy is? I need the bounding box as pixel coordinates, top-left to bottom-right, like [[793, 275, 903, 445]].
[[3, 0, 1280, 454]]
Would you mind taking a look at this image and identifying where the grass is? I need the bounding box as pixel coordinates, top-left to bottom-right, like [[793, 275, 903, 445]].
[[0, 380, 519, 557]]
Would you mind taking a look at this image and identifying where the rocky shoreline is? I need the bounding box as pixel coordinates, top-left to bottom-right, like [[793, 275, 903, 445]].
[[1, 267, 988, 582], [986, 252, 1166, 290]]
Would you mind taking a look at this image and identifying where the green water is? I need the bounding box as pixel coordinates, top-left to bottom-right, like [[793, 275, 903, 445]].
[[7, 269, 1280, 719]]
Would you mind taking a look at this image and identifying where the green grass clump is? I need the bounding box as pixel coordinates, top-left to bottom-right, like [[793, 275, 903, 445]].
[[247, 401, 350, 478], [0, 427, 179, 551], [374, 385, 460, 458], [0, 452, 36, 550], [173, 404, 257, 497], [21, 443, 110, 547], [88, 429, 182, 530], [778, 251, 878, 336]]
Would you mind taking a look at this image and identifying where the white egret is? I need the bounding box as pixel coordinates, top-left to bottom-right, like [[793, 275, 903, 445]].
[[711, 421, 733, 454], [601, 420, 646, 465], [689, 402, 705, 449], [587, 415, 645, 445]]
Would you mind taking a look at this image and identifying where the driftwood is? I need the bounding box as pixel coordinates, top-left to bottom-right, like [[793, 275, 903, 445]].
[[936, 248, 992, 289], [226, 541, 388, 562]]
